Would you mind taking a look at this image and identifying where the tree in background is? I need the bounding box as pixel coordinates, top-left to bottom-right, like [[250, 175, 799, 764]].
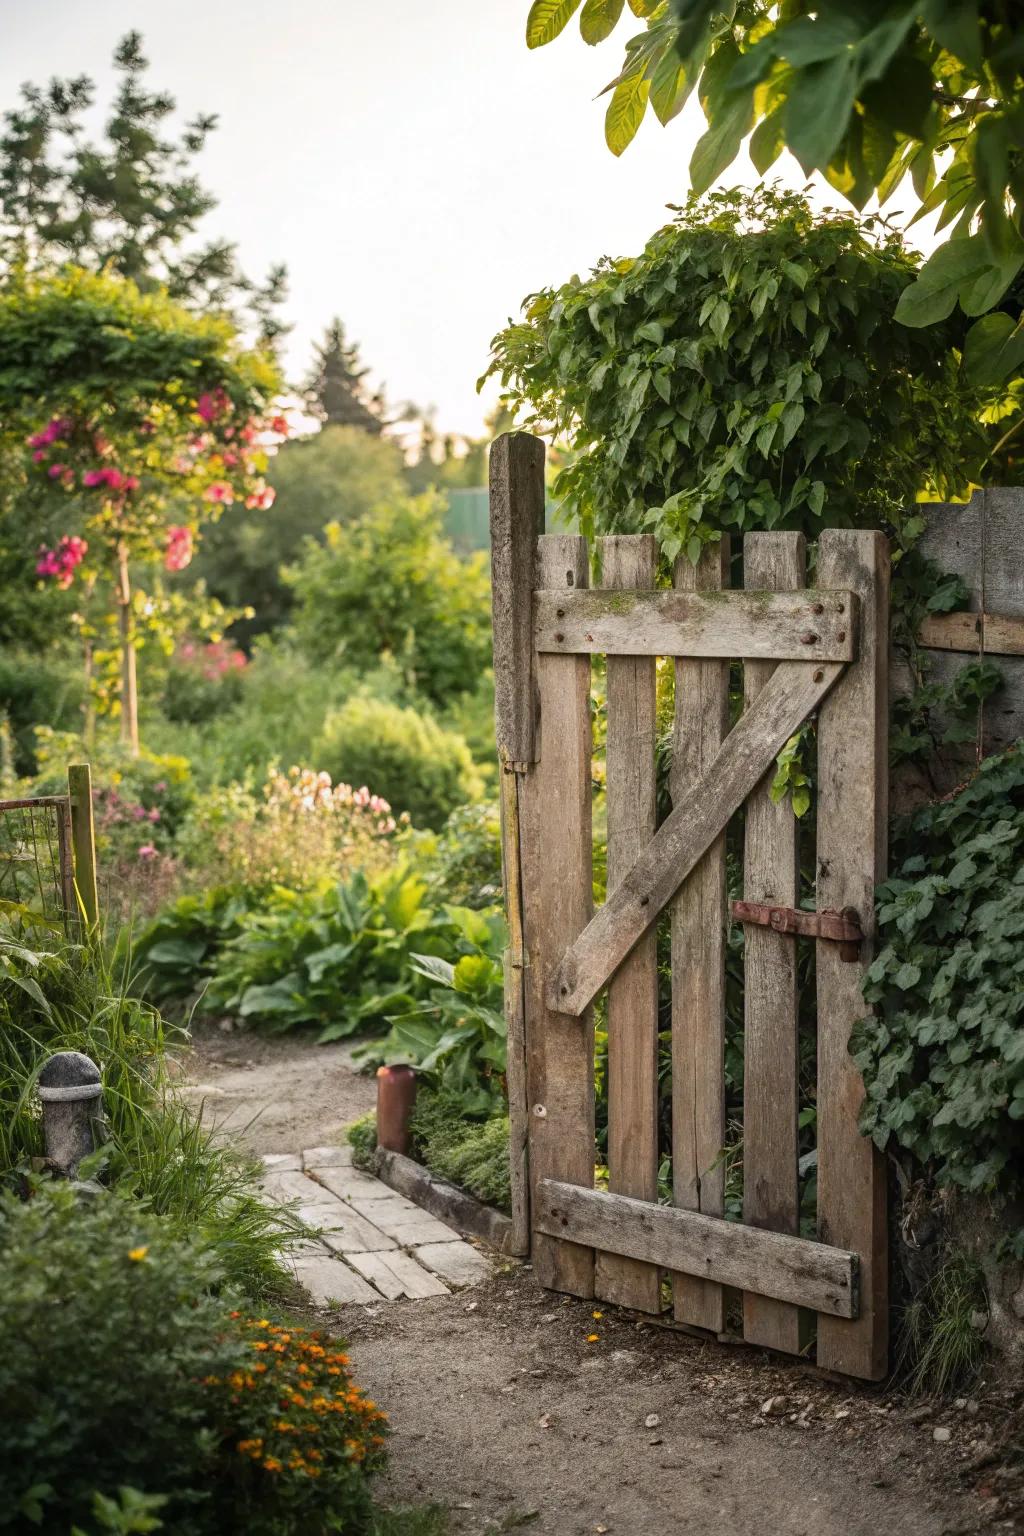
[[193, 425, 408, 642], [524, 1, 1024, 393], [288, 492, 492, 707], [304, 319, 386, 433], [0, 30, 286, 340], [0, 267, 281, 751]]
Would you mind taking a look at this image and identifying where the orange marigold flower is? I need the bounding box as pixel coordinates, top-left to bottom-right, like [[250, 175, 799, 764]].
[[264, 1457, 282, 1473], [127, 1246, 149, 1262], [586, 1333, 599, 1343]]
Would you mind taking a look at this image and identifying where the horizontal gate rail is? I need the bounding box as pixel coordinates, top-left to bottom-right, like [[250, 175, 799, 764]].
[[548, 657, 845, 1017], [534, 587, 856, 660], [535, 1180, 859, 1319]]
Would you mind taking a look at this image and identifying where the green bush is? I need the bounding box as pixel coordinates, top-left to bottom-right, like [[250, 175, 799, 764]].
[[0, 1183, 387, 1535], [854, 745, 1024, 1202], [0, 925, 293, 1295], [408, 1088, 511, 1213], [316, 695, 482, 831], [0, 646, 85, 774], [131, 885, 255, 1001], [206, 865, 454, 1040], [290, 493, 492, 706], [417, 801, 503, 911], [358, 904, 507, 1115]]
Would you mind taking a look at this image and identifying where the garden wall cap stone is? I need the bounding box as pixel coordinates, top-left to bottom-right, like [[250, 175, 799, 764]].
[[38, 1051, 103, 1102]]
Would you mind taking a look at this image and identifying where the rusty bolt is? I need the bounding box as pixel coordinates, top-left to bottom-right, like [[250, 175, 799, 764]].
[[800, 632, 818, 645], [837, 630, 846, 643], [837, 602, 845, 614], [556, 607, 565, 618], [813, 668, 824, 682], [812, 602, 824, 615], [585, 633, 593, 642], [554, 632, 564, 643]]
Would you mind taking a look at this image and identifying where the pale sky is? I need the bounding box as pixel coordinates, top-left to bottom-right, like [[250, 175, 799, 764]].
[[1, 1, 930, 437]]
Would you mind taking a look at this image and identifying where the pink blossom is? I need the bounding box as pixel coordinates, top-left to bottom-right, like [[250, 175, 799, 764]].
[[164, 525, 194, 572], [203, 482, 234, 506], [245, 482, 275, 512], [137, 843, 157, 860], [36, 535, 87, 588], [32, 448, 47, 463], [83, 466, 129, 492], [270, 415, 289, 437], [196, 388, 229, 423], [47, 463, 67, 479]]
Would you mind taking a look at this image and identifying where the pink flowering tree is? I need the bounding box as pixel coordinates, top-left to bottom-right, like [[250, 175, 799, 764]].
[[0, 267, 284, 751]]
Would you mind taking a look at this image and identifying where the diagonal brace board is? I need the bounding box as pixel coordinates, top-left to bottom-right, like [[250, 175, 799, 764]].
[[535, 588, 857, 661], [547, 659, 846, 1016]]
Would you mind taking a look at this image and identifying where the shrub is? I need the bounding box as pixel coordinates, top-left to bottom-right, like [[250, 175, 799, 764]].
[[408, 1088, 511, 1213], [484, 185, 981, 558], [416, 801, 503, 910], [163, 640, 248, 724], [175, 768, 402, 895], [0, 926, 293, 1295], [206, 865, 454, 1040], [0, 646, 85, 773], [0, 1183, 386, 1535], [357, 905, 507, 1115], [316, 695, 482, 831], [131, 884, 255, 1002], [289, 493, 492, 706], [853, 745, 1024, 1202]]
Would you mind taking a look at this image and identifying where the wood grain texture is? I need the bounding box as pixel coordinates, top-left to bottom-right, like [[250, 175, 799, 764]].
[[815, 528, 889, 1382], [534, 587, 855, 660], [741, 533, 805, 1355], [489, 432, 545, 766], [520, 534, 596, 1298], [594, 536, 661, 1314], [535, 1180, 858, 1318], [917, 610, 1024, 656], [670, 542, 730, 1331], [499, 762, 530, 1256], [67, 763, 99, 928], [547, 656, 846, 1019]]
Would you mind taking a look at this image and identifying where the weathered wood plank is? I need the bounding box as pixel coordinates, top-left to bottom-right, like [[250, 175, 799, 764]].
[[816, 528, 889, 1382], [520, 534, 596, 1298], [670, 542, 730, 1331], [594, 535, 661, 1314], [535, 587, 856, 661], [547, 656, 846, 1019], [499, 761, 530, 1256], [741, 532, 805, 1355], [917, 609, 1024, 657], [490, 432, 546, 766], [535, 1180, 858, 1319], [68, 763, 99, 929]]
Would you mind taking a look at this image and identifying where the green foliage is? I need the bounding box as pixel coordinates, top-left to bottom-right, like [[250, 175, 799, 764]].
[[316, 695, 483, 831], [409, 1087, 512, 1213], [132, 885, 256, 1001], [485, 187, 979, 557], [347, 1112, 378, 1172], [895, 1248, 988, 1399], [416, 800, 503, 911], [0, 1183, 386, 1534], [290, 493, 492, 707], [204, 866, 453, 1040], [0, 647, 85, 773], [194, 427, 406, 641], [359, 905, 508, 1115], [304, 319, 387, 434], [0, 31, 285, 335], [853, 746, 1024, 1202], [525, 1, 1024, 383], [0, 927, 294, 1295]]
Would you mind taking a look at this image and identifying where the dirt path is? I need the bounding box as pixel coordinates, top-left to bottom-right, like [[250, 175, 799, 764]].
[[185, 1026, 1012, 1536]]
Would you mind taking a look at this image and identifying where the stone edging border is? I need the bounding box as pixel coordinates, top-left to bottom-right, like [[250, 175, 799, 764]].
[[373, 1147, 514, 1255]]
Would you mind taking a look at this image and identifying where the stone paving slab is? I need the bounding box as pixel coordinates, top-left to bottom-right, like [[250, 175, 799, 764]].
[[346, 1249, 449, 1300], [260, 1148, 493, 1308]]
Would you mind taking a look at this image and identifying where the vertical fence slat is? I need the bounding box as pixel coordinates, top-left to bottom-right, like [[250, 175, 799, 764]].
[[54, 799, 77, 924], [670, 539, 730, 1331], [815, 528, 889, 1381], [490, 434, 547, 1257], [594, 534, 661, 1313], [521, 533, 595, 1298], [741, 532, 805, 1354]]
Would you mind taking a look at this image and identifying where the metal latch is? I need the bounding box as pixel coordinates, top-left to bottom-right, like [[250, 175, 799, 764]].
[[730, 901, 863, 961]]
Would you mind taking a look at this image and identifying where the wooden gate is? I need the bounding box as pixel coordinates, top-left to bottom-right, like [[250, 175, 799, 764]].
[[490, 432, 889, 1383]]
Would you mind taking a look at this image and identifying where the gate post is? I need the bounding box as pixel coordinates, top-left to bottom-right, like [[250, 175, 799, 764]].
[[490, 433, 545, 1258], [815, 528, 890, 1380]]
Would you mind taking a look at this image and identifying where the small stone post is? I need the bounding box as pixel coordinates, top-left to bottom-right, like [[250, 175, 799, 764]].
[[38, 1051, 104, 1177]]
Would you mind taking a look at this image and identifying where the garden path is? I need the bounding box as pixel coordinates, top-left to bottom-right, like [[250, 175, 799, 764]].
[[260, 1146, 492, 1305]]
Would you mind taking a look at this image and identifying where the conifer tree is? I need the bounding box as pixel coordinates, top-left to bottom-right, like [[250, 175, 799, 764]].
[[304, 319, 385, 434]]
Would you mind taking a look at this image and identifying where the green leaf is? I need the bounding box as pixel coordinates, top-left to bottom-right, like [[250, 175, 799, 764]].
[[526, 0, 584, 47], [650, 35, 699, 126], [962, 312, 1024, 386], [784, 55, 858, 172], [690, 84, 755, 194], [605, 71, 651, 155], [893, 237, 991, 327], [580, 0, 624, 43]]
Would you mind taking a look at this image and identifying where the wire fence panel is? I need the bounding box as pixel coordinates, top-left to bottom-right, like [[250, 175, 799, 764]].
[[0, 794, 76, 931]]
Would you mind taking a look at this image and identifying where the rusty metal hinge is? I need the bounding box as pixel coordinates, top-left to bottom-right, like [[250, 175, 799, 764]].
[[730, 900, 863, 961]]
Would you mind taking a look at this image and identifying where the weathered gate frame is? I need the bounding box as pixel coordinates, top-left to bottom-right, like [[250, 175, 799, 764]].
[[490, 432, 889, 1382]]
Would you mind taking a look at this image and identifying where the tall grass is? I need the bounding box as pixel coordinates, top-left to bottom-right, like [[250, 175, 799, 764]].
[[0, 918, 299, 1296], [895, 1248, 988, 1398]]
